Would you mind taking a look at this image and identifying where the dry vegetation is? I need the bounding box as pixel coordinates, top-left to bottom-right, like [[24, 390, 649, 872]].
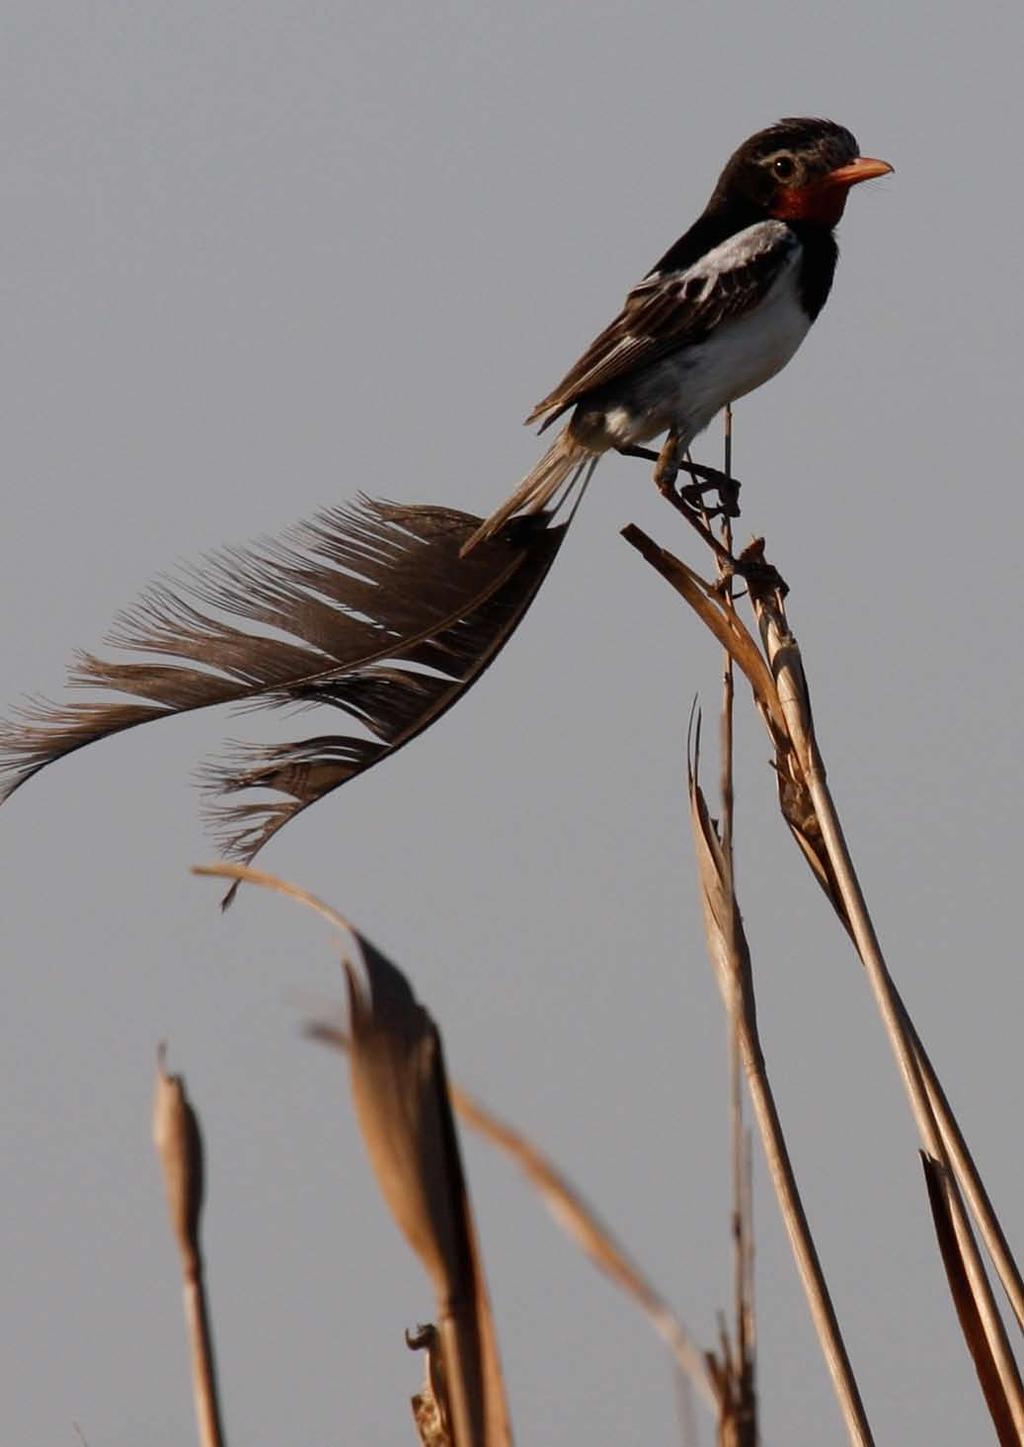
[[6, 436, 1024, 1444]]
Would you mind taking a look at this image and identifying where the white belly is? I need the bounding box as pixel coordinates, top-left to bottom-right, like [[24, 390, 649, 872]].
[[677, 268, 810, 426], [602, 253, 811, 449]]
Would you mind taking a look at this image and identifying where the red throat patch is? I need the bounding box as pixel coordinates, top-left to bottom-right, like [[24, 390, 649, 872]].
[[771, 183, 849, 227]]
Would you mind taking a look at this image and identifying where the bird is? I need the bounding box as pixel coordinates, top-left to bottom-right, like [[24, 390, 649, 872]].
[[462, 117, 892, 553]]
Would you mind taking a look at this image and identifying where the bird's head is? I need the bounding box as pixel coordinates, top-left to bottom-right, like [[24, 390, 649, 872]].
[[711, 118, 893, 228]]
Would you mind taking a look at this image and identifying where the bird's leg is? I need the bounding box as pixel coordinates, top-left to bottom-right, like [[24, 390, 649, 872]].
[[616, 444, 661, 464], [653, 429, 682, 493], [616, 444, 741, 518], [620, 443, 737, 570]]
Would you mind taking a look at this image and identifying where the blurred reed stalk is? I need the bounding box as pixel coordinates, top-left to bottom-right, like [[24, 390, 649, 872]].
[[304, 1016, 715, 1423], [197, 862, 718, 1437], [152, 1045, 225, 1447], [194, 863, 511, 1447]]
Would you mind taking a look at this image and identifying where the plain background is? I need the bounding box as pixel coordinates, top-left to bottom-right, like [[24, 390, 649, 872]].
[[2, 2, 1023, 1443]]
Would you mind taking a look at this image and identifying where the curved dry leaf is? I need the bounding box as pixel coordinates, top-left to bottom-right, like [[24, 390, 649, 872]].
[[303, 1017, 713, 1409], [344, 934, 511, 1447], [621, 524, 786, 737]]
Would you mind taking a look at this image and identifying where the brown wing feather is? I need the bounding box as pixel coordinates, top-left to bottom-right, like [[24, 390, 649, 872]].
[[527, 226, 796, 431]]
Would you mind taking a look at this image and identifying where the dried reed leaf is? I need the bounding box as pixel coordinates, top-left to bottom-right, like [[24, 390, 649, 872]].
[[303, 1017, 714, 1410], [622, 524, 852, 934], [192, 860, 356, 928], [451, 1088, 709, 1375], [1, 499, 567, 877], [920, 1154, 1019, 1447], [200, 860, 710, 1426], [687, 739, 752, 1027], [193, 864, 512, 1441], [622, 525, 786, 738], [345, 946, 463, 1291], [344, 935, 511, 1447]]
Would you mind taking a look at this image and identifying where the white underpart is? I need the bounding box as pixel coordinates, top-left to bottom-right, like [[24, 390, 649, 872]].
[[601, 221, 811, 449]]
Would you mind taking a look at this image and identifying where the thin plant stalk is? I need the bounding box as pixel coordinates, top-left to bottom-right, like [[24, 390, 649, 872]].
[[902, 1008, 1024, 1331], [622, 522, 1024, 1341], [921, 1155, 1020, 1445], [689, 740, 874, 1447], [716, 415, 750, 1387], [753, 594, 1024, 1433], [183, 1281, 223, 1447], [710, 408, 757, 1436]]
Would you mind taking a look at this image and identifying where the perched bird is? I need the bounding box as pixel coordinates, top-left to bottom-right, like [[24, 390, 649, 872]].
[[0, 119, 892, 880], [463, 117, 891, 552]]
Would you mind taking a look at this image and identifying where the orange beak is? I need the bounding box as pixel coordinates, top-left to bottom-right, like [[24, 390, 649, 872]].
[[821, 155, 895, 190]]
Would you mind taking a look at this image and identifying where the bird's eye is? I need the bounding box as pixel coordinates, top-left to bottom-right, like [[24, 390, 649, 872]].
[[772, 155, 796, 180]]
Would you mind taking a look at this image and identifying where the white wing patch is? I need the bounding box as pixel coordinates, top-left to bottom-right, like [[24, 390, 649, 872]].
[[598, 223, 810, 448], [676, 220, 796, 293], [531, 219, 804, 433]]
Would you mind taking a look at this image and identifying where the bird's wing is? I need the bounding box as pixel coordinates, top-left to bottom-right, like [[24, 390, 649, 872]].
[[527, 220, 798, 429]]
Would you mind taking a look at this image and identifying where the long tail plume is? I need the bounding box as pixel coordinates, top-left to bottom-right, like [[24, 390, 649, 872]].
[[0, 498, 570, 887], [461, 429, 597, 555]]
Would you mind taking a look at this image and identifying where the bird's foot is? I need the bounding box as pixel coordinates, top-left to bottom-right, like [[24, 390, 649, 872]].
[[616, 445, 741, 518], [680, 463, 741, 520]]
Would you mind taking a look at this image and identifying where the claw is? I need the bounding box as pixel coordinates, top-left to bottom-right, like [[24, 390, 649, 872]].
[[616, 440, 742, 526]]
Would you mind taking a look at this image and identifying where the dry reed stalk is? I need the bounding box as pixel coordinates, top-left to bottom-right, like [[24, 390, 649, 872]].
[[902, 1014, 1024, 1332], [687, 730, 873, 1447], [920, 1155, 1020, 1446], [196, 862, 716, 1427], [619, 527, 1024, 1333], [152, 1045, 225, 1447], [193, 863, 510, 1447], [747, 572, 1024, 1434], [698, 412, 758, 1447], [624, 514, 1024, 1436]]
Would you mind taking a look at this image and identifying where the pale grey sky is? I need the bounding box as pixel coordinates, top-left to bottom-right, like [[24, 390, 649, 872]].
[[2, 2, 1022, 1444]]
